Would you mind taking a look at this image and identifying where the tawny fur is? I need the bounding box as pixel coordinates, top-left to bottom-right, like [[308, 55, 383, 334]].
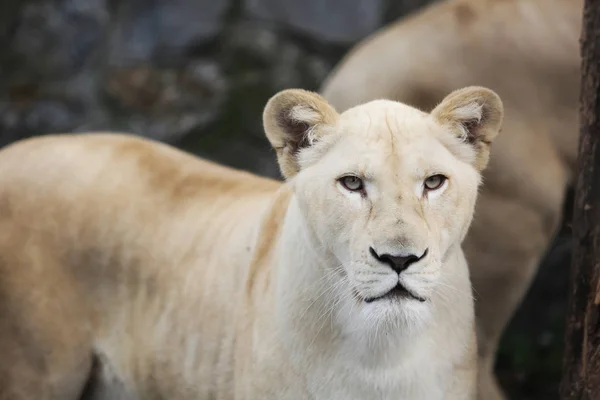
[[0, 87, 502, 399], [320, 0, 582, 399]]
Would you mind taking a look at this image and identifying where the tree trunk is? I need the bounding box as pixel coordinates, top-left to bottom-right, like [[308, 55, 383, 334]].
[[561, 1, 600, 399]]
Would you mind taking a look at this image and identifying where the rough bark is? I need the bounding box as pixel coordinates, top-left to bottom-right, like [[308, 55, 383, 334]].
[[561, 1, 600, 398]]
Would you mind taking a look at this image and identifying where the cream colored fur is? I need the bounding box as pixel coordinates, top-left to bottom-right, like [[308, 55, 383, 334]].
[[0, 87, 502, 400], [320, 0, 582, 399]]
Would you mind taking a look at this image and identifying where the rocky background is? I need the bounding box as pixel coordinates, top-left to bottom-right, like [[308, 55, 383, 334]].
[[0, 0, 573, 398]]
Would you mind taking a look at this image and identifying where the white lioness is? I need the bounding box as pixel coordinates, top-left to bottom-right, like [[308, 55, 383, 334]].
[[320, 0, 582, 399], [0, 86, 502, 399]]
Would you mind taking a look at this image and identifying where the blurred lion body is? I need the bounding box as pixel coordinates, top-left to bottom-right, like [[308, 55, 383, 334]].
[[320, 0, 582, 399]]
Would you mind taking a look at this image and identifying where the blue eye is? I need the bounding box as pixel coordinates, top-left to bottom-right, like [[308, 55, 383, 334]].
[[424, 175, 447, 191], [340, 176, 364, 192]]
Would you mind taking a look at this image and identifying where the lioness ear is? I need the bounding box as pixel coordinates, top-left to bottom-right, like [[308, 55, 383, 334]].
[[431, 86, 503, 171], [263, 89, 339, 179]]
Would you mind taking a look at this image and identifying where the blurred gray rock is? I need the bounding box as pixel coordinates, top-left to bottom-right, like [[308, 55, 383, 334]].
[[384, 0, 441, 24], [5, 0, 107, 81], [0, 0, 436, 151], [0, 0, 231, 145], [245, 0, 385, 44], [0, 0, 108, 145], [104, 60, 228, 141], [109, 0, 228, 65]]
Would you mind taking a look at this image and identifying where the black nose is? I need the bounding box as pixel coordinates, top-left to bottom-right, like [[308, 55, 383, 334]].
[[369, 247, 428, 274]]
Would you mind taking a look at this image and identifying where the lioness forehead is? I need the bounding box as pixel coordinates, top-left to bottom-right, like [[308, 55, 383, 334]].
[[339, 100, 437, 143], [321, 100, 459, 179]]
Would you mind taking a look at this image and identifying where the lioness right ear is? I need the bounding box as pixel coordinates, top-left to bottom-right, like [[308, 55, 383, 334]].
[[431, 86, 504, 171], [263, 89, 339, 179]]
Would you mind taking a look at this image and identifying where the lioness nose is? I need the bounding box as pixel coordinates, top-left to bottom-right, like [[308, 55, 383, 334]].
[[369, 247, 428, 274]]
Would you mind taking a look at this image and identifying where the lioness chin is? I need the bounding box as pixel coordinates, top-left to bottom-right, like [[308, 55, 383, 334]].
[[0, 86, 502, 400]]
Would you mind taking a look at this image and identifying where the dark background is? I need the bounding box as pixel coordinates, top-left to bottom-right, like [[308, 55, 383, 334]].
[[0, 0, 574, 398]]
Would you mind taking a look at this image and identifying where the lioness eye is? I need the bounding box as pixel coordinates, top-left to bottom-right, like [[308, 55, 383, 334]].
[[340, 176, 364, 192], [424, 174, 446, 191]]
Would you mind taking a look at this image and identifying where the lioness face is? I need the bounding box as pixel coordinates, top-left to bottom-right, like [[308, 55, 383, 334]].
[[264, 87, 503, 330]]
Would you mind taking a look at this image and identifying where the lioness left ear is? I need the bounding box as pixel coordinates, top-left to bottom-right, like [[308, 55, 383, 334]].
[[263, 89, 339, 179], [431, 86, 504, 171]]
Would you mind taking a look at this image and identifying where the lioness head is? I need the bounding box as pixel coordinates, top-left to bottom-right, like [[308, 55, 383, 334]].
[[263, 87, 502, 331]]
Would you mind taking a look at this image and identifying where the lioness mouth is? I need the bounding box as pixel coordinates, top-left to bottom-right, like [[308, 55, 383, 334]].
[[365, 284, 426, 303]]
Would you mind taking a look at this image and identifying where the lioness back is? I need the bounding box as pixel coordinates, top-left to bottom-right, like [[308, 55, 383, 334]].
[[0, 133, 280, 399]]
